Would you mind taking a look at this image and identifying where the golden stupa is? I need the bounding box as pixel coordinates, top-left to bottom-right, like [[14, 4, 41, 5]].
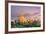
[[18, 15, 28, 24], [18, 15, 34, 24]]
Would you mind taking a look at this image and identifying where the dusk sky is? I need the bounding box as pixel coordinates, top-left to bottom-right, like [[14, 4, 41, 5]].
[[11, 6, 41, 20]]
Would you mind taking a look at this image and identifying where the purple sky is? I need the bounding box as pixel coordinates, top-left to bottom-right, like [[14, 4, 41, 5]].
[[11, 6, 41, 20]]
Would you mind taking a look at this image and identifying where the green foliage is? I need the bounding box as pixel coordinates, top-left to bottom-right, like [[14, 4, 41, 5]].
[[11, 20, 41, 28]]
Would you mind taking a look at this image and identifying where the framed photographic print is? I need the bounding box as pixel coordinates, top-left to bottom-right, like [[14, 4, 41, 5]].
[[5, 1, 45, 34]]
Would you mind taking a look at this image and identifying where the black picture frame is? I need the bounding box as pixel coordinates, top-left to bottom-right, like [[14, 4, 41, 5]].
[[5, 0, 45, 34]]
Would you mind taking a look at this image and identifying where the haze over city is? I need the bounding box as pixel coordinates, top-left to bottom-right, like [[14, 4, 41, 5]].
[[11, 6, 41, 21]]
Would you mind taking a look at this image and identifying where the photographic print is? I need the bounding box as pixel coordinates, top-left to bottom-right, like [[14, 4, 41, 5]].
[[7, 1, 45, 33], [11, 5, 41, 28]]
